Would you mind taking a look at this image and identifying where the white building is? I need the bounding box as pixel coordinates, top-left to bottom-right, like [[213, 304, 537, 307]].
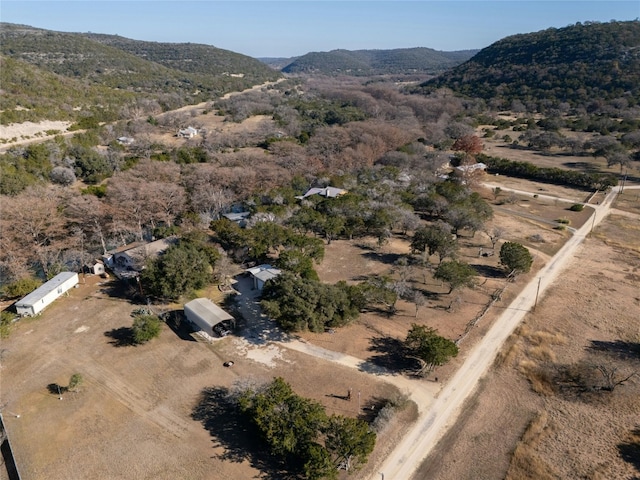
[[16, 272, 79, 316], [295, 186, 347, 200], [178, 126, 198, 138], [184, 298, 235, 338], [246, 264, 282, 290]]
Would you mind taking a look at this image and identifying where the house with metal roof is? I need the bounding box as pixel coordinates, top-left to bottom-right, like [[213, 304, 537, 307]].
[[246, 264, 282, 290]]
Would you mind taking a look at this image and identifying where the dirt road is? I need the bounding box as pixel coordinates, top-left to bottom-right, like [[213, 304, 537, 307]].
[[376, 186, 622, 480]]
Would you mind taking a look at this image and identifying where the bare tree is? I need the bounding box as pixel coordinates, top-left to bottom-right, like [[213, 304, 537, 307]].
[[486, 226, 505, 250], [595, 364, 637, 392]]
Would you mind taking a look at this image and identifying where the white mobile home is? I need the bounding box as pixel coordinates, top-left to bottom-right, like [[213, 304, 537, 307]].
[[184, 298, 235, 338], [16, 272, 79, 316]]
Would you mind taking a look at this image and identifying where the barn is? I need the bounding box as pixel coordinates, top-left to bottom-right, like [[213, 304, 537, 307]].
[[15, 272, 79, 316], [184, 298, 235, 338]]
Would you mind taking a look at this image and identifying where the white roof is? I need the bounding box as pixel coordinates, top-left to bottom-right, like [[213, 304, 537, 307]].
[[246, 264, 282, 283], [296, 186, 347, 200], [455, 163, 487, 173], [184, 298, 233, 327], [16, 272, 78, 307]]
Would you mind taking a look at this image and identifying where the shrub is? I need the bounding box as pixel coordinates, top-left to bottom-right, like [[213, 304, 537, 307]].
[[68, 373, 83, 391], [556, 218, 571, 225], [569, 203, 584, 211], [1, 310, 17, 338], [2, 277, 42, 300], [132, 314, 162, 344]]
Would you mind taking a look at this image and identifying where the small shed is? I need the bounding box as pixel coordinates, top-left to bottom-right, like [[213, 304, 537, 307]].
[[16, 272, 79, 317], [246, 264, 282, 290], [184, 298, 235, 338]]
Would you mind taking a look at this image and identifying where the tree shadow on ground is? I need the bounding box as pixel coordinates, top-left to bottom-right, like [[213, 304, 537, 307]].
[[618, 427, 640, 474], [47, 383, 67, 395], [356, 395, 390, 423], [361, 251, 404, 266], [191, 386, 294, 479], [470, 264, 506, 279], [162, 310, 196, 342], [588, 340, 640, 360], [104, 327, 136, 347], [97, 278, 147, 304], [562, 161, 600, 172], [365, 336, 417, 373]]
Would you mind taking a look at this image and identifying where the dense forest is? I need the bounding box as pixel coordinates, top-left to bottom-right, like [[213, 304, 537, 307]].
[[419, 20, 640, 110]]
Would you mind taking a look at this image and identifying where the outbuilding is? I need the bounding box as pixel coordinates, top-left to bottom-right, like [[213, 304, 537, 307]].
[[246, 264, 282, 291], [184, 298, 235, 338], [15, 272, 79, 317]]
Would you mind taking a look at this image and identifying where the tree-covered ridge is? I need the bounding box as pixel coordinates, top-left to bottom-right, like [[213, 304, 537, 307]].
[[282, 47, 477, 75], [81, 33, 281, 83], [0, 55, 136, 125], [420, 21, 640, 109], [0, 23, 281, 122]]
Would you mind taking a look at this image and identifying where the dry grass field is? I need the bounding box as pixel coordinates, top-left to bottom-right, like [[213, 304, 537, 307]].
[[0, 276, 404, 480], [413, 214, 640, 480]]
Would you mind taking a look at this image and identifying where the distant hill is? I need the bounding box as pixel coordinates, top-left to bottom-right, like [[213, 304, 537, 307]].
[[259, 57, 299, 70], [0, 23, 281, 124], [281, 47, 478, 76], [419, 21, 640, 108]]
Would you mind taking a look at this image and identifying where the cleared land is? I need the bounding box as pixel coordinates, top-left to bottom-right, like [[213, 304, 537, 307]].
[[413, 209, 640, 479]]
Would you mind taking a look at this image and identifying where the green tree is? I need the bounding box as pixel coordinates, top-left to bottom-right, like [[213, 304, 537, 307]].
[[141, 240, 214, 299], [68, 373, 83, 391], [261, 273, 359, 332], [302, 442, 336, 480], [238, 377, 328, 457], [434, 260, 477, 294], [324, 415, 376, 472], [275, 249, 319, 280], [411, 222, 457, 262], [499, 241, 533, 276], [320, 216, 345, 244], [404, 323, 459, 374], [132, 314, 162, 344], [0, 311, 16, 338], [1, 277, 42, 300]]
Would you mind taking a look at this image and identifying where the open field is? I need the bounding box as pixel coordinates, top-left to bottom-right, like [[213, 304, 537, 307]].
[[413, 213, 640, 480], [0, 276, 403, 480]]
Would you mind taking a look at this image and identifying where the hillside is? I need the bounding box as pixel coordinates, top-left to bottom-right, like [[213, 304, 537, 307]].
[[0, 23, 281, 124], [0, 55, 136, 125], [419, 20, 640, 108], [281, 47, 477, 75], [81, 33, 280, 83]]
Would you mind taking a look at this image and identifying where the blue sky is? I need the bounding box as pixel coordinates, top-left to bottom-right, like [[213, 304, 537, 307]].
[[2, 1, 639, 57]]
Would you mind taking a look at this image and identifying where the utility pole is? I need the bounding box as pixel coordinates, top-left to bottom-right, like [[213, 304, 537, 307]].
[[533, 277, 541, 311]]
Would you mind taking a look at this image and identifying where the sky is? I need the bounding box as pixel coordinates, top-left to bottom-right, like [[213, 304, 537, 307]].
[[1, 1, 639, 58]]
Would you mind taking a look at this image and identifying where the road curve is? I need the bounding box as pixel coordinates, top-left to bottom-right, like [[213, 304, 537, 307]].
[[375, 186, 621, 480]]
